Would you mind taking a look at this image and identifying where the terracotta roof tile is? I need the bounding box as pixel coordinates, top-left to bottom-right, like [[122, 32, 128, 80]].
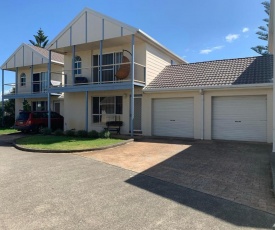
[[26, 44, 64, 64], [145, 55, 273, 89]]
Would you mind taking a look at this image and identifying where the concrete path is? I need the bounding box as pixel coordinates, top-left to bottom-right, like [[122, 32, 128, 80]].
[[0, 143, 275, 229], [78, 139, 275, 214]]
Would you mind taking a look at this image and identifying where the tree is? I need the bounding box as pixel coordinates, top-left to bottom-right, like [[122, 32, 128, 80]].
[[251, 1, 270, 55], [0, 88, 15, 127], [29, 28, 49, 48], [22, 99, 31, 112]]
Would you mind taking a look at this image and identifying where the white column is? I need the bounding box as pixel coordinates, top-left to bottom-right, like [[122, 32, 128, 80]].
[[47, 51, 52, 129], [72, 45, 75, 85], [85, 91, 88, 132], [1, 70, 4, 126], [130, 35, 135, 137]]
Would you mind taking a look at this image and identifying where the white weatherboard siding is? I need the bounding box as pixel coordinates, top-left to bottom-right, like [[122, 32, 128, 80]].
[[212, 96, 267, 142], [152, 98, 194, 138]]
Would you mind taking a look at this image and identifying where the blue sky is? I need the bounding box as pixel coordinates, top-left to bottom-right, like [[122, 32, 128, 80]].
[[0, 0, 269, 92]]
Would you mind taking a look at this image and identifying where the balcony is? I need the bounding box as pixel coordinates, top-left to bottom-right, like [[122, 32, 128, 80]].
[[49, 62, 146, 93], [3, 79, 62, 99]]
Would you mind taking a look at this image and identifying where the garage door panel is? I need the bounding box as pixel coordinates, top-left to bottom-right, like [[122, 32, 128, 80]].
[[212, 96, 267, 142], [153, 98, 194, 138]]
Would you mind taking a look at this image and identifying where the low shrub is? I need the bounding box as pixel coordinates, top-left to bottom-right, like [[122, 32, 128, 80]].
[[41, 127, 52, 135], [65, 129, 75, 137], [2, 115, 15, 128], [88, 130, 99, 139], [99, 130, 110, 139], [77, 130, 88, 138], [53, 129, 64, 136]]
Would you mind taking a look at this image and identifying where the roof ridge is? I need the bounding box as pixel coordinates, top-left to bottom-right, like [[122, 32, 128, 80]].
[[169, 54, 273, 68]]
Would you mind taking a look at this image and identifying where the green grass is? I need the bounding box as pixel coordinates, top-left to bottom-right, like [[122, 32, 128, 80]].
[[15, 135, 124, 150], [0, 128, 19, 135]]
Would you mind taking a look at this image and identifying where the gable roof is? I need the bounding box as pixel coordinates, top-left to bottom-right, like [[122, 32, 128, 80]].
[[145, 55, 273, 90], [26, 44, 64, 64], [46, 8, 185, 64], [47, 7, 138, 50], [1, 43, 64, 70]]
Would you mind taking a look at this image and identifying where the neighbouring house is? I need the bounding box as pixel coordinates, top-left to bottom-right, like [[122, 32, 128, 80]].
[[1, 43, 64, 118], [1, 7, 274, 143]]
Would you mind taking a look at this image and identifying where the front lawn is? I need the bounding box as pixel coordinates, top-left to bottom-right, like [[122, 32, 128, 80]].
[[0, 128, 19, 135], [15, 135, 124, 151]]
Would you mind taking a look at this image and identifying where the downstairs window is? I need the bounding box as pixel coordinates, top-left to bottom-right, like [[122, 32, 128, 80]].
[[92, 96, 122, 123]]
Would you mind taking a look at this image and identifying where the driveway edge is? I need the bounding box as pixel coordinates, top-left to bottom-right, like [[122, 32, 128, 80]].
[[13, 138, 134, 153]]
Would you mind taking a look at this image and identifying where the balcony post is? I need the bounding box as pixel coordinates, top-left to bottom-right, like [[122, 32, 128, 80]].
[[1, 70, 4, 126], [47, 50, 52, 129], [72, 45, 75, 85], [15, 67, 18, 94], [31, 52, 33, 93], [130, 34, 135, 137], [100, 40, 103, 83], [85, 91, 88, 132]]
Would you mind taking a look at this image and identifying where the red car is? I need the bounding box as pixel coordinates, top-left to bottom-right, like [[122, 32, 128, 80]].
[[14, 111, 64, 133]]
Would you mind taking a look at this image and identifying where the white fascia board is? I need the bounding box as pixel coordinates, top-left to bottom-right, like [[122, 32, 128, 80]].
[[51, 60, 64, 66], [1, 43, 54, 70], [47, 7, 138, 50], [1, 43, 25, 69], [137, 30, 187, 64], [143, 83, 273, 93]]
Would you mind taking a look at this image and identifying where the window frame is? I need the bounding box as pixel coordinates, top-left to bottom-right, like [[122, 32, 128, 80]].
[[92, 96, 123, 124], [74, 56, 82, 75], [20, 73, 26, 86], [92, 52, 122, 83]]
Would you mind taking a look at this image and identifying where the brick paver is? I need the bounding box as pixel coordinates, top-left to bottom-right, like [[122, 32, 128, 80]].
[[78, 139, 275, 214]]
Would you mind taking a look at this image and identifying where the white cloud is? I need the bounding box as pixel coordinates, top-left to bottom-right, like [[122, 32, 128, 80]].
[[242, 27, 249, 33], [213, 46, 224, 50], [200, 45, 224, 55], [200, 49, 212, 54], [225, 34, 240, 42]]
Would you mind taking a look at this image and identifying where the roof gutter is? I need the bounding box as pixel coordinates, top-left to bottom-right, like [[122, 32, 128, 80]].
[[142, 83, 273, 93]]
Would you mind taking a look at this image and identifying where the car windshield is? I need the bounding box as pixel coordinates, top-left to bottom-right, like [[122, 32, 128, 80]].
[[16, 112, 30, 121]]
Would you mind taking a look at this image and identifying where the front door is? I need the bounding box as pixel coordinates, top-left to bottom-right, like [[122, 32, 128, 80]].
[[129, 96, 142, 133]]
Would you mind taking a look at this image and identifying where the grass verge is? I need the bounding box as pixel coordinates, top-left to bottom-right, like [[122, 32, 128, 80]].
[[0, 128, 19, 135], [15, 135, 124, 151]]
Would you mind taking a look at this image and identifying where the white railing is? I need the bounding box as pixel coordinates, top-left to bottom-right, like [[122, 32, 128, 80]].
[[50, 62, 146, 87]]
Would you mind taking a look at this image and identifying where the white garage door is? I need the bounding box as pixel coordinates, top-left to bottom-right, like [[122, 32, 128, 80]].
[[153, 98, 194, 138], [212, 96, 267, 142]]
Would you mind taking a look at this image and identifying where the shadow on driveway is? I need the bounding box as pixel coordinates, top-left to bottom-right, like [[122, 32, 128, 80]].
[[124, 139, 275, 229]]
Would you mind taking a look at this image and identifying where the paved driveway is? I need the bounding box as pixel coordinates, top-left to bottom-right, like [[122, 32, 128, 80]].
[[0, 141, 275, 229], [78, 139, 275, 214]]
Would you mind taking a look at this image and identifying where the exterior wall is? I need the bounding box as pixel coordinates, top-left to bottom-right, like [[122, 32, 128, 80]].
[[63, 87, 142, 133], [15, 97, 64, 118], [145, 43, 180, 85], [142, 88, 273, 143], [17, 64, 62, 94]]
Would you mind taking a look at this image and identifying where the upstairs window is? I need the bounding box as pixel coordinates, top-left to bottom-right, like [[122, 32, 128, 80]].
[[74, 56, 82, 75], [20, 73, 26, 86], [92, 52, 122, 83]]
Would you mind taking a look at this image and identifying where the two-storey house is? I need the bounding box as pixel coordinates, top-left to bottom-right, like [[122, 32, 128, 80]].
[[1, 44, 64, 118]]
